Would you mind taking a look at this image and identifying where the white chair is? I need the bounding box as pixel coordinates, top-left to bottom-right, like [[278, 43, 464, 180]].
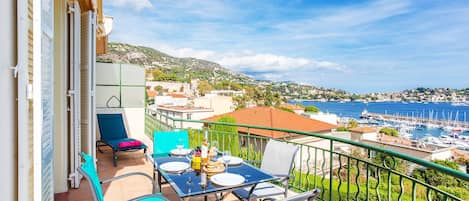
[[265, 189, 321, 201], [233, 139, 300, 200]]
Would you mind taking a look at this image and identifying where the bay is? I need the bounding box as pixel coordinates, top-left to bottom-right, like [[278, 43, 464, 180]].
[[290, 100, 469, 139]]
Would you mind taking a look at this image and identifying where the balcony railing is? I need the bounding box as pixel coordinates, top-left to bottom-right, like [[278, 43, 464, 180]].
[[145, 109, 469, 201]]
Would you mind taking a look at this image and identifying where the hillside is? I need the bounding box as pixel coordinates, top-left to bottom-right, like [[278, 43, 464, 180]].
[[97, 42, 352, 100], [97, 42, 253, 84]]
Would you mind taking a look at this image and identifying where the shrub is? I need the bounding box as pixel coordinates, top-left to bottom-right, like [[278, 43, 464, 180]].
[[304, 105, 320, 113], [379, 127, 399, 137], [336, 126, 350, 132]]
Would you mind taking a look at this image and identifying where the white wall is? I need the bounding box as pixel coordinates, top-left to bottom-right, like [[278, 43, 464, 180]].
[[0, 0, 17, 200], [53, 0, 68, 193], [193, 96, 235, 115]]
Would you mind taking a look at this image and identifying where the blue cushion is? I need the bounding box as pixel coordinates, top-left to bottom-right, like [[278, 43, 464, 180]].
[[153, 130, 189, 157]]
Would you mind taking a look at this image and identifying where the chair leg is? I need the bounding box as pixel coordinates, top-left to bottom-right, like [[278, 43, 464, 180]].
[[96, 141, 104, 153], [112, 151, 117, 167]]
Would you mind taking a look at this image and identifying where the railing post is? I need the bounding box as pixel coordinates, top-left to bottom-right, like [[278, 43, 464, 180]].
[[329, 140, 333, 201], [247, 128, 251, 161]]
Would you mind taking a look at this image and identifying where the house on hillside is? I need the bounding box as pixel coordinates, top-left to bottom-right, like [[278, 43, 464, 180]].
[[154, 105, 213, 129], [193, 95, 236, 115], [204, 107, 339, 174], [348, 127, 454, 161]]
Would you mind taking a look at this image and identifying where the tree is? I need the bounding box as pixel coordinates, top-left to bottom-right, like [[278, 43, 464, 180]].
[[152, 69, 164, 80], [264, 86, 274, 106], [304, 106, 320, 113], [413, 160, 468, 188], [379, 127, 399, 137], [209, 116, 239, 156], [348, 119, 358, 128], [197, 80, 213, 96], [154, 85, 163, 92]]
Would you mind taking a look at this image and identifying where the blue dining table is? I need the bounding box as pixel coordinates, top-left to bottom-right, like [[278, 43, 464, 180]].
[[153, 156, 276, 201]]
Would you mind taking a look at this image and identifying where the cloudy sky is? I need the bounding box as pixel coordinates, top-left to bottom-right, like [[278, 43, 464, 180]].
[[105, 0, 469, 93]]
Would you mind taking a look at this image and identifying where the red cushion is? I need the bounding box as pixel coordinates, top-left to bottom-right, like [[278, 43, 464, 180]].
[[118, 140, 142, 149]]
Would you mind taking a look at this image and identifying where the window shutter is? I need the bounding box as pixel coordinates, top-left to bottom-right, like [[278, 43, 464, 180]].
[[68, 1, 82, 188], [81, 11, 97, 163]]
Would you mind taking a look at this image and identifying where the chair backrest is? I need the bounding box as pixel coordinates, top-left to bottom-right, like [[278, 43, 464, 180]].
[[260, 140, 299, 176], [153, 130, 189, 157], [97, 113, 128, 141], [78, 152, 104, 201], [282, 189, 320, 201]]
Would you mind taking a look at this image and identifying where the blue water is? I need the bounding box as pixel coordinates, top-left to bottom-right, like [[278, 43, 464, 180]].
[[290, 101, 469, 139]]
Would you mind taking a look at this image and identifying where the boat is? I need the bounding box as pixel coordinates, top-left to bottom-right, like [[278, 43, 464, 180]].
[[451, 102, 469, 107]]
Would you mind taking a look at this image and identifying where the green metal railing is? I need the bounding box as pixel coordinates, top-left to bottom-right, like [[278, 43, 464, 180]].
[[145, 109, 469, 201]]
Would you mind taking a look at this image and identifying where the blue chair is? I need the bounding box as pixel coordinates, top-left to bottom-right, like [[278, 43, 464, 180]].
[[97, 113, 147, 166], [78, 152, 167, 201], [152, 130, 189, 158], [152, 130, 189, 180]]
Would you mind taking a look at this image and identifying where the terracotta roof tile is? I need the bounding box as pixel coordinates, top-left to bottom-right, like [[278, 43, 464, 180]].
[[146, 90, 157, 97], [280, 103, 304, 110], [204, 107, 337, 138], [170, 93, 187, 98]]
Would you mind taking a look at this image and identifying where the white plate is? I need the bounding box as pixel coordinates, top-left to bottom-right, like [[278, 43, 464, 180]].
[[159, 162, 190, 173], [170, 148, 191, 156], [210, 173, 245, 187], [217, 156, 243, 166]]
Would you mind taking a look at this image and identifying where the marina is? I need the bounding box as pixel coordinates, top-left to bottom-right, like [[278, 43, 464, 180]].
[[293, 100, 469, 151]]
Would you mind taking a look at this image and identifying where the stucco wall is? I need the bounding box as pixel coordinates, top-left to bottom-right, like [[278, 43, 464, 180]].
[[0, 0, 18, 200]]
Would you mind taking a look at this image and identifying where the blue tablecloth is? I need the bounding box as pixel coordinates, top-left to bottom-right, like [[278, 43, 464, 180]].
[[153, 157, 276, 199]]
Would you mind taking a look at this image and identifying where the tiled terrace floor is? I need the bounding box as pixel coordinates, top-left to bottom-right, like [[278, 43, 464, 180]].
[[68, 147, 240, 201]]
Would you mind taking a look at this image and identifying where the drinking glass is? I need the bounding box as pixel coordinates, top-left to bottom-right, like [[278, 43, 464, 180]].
[[211, 141, 219, 154], [177, 137, 184, 152], [223, 151, 231, 172]]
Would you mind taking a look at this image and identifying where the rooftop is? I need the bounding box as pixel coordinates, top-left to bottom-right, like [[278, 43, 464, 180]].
[[204, 107, 337, 138], [280, 103, 304, 111], [349, 127, 377, 134], [157, 105, 213, 112]]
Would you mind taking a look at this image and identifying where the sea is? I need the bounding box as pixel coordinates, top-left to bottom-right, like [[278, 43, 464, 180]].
[[290, 101, 469, 139]]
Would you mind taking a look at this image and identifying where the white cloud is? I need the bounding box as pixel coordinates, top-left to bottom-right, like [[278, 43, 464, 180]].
[[150, 43, 344, 74], [108, 0, 152, 11]]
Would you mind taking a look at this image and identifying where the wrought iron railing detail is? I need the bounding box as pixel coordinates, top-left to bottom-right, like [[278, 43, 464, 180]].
[[145, 109, 469, 201]]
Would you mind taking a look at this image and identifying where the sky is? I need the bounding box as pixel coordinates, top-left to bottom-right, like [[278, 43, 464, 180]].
[[105, 0, 469, 94]]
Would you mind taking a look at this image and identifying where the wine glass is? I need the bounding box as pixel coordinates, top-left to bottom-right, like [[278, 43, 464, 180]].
[[176, 137, 184, 153], [223, 150, 231, 172], [211, 141, 219, 155]]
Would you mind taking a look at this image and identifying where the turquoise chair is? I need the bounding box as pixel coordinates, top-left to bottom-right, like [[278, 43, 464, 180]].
[[152, 130, 189, 158], [78, 152, 167, 201]]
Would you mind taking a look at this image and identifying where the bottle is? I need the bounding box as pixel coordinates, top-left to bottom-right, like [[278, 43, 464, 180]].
[[201, 130, 209, 166], [200, 171, 207, 188], [192, 147, 202, 172]]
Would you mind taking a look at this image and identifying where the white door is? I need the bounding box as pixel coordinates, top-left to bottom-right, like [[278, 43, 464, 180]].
[[81, 11, 97, 163], [68, 1, 82, 189]]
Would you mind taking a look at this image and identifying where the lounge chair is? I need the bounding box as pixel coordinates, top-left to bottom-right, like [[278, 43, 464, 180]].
[[233, 139, 299, 200], [78, 152, 167, 201], [97, 113, 147, 166]]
